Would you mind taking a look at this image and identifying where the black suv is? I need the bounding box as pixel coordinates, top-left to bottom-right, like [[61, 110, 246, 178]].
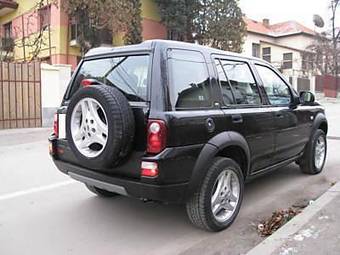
[[49, 40, 328, 231]]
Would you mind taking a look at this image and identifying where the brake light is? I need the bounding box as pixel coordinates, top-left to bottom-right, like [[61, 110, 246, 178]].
[[147, 120, 167, 154], [53, 113, 58, 138], [141, 161, 159, 177]]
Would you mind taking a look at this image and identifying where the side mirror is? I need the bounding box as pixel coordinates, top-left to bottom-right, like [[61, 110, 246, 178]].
[[299, 91, 315, 104]]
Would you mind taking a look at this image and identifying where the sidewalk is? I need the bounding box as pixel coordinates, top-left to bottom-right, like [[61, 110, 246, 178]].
[[247, 182, 340, 255]]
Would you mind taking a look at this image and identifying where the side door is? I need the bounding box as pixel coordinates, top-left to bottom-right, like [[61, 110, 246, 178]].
[[165, 48, 226, 148], [213, 57, 276, 173], [254, 63, 310, 163]]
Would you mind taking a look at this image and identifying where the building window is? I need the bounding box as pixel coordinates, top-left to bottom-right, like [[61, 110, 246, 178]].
[[262, 47, 271, 62], [4, 22, 12, 39], [70, 18, 79, 41], [2, 22, 14, 51], [252, 43, 260, 58], [282, 53, 293, 69], [39, 5, 51, 30]]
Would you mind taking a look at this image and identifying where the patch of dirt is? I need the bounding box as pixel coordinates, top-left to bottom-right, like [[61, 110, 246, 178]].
[[257, 207, 303, 237]]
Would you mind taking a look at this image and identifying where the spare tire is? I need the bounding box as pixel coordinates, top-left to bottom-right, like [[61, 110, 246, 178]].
[[66, 85, 135, 170]]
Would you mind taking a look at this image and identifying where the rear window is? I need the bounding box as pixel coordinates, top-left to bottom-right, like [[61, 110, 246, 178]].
[[69, 55, 150, 101]]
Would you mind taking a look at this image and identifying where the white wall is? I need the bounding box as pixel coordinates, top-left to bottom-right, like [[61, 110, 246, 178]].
[[41, 63, 71, 126]]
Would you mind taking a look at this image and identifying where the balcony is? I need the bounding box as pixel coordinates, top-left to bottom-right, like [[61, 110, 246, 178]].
[[0, 0, 18, 17], [0, 37, 14, 52]]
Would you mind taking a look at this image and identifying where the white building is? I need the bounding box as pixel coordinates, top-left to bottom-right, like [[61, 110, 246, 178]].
[[242, 17, 317, 91]]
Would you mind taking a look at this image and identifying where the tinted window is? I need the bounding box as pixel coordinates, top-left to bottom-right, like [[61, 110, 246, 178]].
[[214, 59, 234, 105], [220, 60, 261, 105], [256, 65, 291, 106], [168, 49, 211, 109], [71, 55, 150, 101]]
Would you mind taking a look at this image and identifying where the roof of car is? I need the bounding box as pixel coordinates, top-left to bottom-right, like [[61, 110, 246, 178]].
[[84, 40, 263, 63]]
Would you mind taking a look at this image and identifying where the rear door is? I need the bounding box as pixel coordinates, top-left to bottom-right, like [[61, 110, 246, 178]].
[[213, 56, 276, 173], [254, 63, 310, 163]]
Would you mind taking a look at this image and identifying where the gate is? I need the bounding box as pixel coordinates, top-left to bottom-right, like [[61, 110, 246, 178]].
[[0, 62, 41, 129]]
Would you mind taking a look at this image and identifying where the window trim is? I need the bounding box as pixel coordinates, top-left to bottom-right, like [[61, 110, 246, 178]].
[[255, 63, 294, 107], [214, 57, 264, 107], [167, 48, 215, 111]]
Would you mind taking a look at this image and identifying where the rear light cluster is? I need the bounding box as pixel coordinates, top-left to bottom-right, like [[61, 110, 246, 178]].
[[141, 161, 158, 177], [141, 119, 167, 178], [53, 113, 58, 138], [147, 120, 167, 154]]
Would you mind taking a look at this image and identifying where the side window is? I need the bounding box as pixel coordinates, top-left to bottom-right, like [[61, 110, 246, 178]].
[[220, 59, 261, 105], [256, 65, 292, 106], [214, 59, 234, 105], [168, 49, 212, 109]]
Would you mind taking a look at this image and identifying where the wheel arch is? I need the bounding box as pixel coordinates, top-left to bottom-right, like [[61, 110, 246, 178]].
[[186, 131, 250, 199], [313, 113, 328, 135]]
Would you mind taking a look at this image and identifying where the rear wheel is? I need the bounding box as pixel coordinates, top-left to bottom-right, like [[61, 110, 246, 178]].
[[85, 184, 119, 197], [186, 157, 244, 232], [299, 129, 327, 175]]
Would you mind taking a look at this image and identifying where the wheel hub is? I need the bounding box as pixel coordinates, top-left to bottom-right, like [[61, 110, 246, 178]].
[[211, 169, 240, 223], [314, 136, 326, 169], [70, 97, 108, 158]]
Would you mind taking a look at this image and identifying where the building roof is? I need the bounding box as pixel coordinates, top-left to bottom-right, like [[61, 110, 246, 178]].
[[244, 17, 316, 37]]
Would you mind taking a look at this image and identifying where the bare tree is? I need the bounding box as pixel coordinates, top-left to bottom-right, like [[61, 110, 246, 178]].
[[306, 1, 339, 75], [330, 0, 340, 75]]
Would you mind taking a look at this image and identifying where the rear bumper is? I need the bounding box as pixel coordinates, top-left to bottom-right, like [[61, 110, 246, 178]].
[[53, 159, 188, 204]]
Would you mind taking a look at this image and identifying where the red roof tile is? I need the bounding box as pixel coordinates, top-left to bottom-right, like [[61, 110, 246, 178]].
[[244, 17, 316, 37]]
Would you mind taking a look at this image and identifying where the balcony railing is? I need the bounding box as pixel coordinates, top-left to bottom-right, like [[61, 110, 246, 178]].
[[0, 37, 15, 52]]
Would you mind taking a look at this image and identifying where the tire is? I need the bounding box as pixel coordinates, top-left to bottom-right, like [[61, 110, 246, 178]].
[[299, 129, 327, 175], [66, 85, 135, 171], [85, 184, 119, 197], [186, 157, 244, 232]]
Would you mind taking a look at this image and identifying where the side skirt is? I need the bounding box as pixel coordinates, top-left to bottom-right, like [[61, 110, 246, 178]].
[[246, 153, 302, 182]]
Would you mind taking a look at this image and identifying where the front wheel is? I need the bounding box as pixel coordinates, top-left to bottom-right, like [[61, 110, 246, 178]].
[[299, 129, 327, 175], [186, 157, 244, 232]]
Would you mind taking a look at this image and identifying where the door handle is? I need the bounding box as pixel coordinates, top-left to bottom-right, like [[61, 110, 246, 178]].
[[232, 114, 243, 124]]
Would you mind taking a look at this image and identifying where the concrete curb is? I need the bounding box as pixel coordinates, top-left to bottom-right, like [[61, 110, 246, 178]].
[[246, 182, 340, 255]]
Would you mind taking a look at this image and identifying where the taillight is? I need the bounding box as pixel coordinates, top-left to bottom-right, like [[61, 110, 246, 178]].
[[53, 113, 58, 138], [141, 161, 159, 177], [147, 120, 167, 154], [81, 79, 97, 87]]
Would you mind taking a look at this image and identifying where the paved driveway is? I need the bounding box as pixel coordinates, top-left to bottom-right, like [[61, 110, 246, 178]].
[[0, 104, 339, 255]]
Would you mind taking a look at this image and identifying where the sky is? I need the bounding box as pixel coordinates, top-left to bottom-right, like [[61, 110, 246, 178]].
[[239, 0, 339, 32]]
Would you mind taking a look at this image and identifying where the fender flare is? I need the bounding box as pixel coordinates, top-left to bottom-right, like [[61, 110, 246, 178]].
[[312, 113, 328, 136], [186, 131, 250, 199]]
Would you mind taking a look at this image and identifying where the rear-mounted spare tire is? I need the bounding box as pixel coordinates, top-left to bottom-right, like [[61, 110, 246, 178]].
[[66, 85, 135, 171]]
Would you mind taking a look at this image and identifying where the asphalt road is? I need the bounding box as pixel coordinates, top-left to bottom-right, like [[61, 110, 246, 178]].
[[0, 103, 339, 255]]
